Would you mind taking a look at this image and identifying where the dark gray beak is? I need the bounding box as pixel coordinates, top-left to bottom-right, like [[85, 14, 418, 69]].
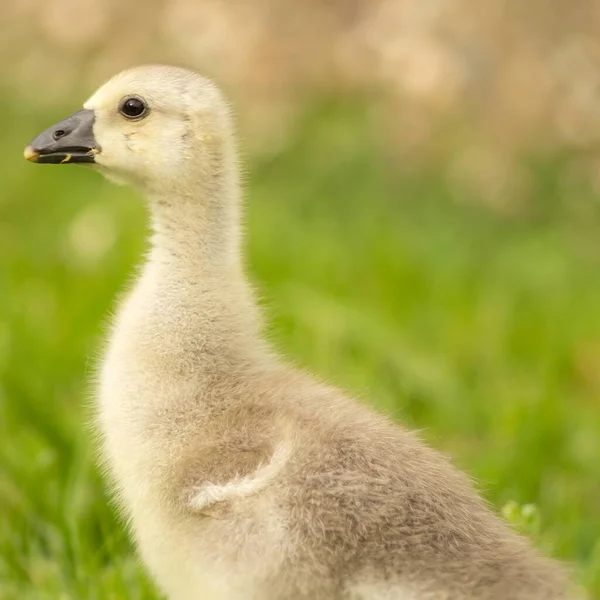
[[24, 109, 100, 164]]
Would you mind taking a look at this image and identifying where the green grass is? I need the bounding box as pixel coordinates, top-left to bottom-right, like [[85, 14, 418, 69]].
[[1, 96, 600, 598]]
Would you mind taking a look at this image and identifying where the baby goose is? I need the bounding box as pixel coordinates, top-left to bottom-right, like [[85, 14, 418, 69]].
[[25, 65, 578, 600]]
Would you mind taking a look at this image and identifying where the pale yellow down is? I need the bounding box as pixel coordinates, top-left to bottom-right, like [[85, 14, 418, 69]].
[[52, 65, 581, 599]]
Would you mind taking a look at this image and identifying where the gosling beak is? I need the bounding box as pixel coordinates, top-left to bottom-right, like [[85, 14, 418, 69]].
[[24, 109, 100, 164]]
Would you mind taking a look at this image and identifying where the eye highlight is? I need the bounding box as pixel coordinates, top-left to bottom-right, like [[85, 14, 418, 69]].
[[119, 96, 148, 120]]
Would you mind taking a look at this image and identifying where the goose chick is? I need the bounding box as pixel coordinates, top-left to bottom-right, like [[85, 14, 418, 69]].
[[25, 65, 580, 600]]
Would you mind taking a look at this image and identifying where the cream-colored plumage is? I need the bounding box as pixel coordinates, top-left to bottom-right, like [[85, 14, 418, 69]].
[[25, 65, 580, 600]]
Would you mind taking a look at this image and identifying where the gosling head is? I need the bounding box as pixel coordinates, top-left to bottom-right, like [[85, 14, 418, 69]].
[[24, 65, 233, 193]]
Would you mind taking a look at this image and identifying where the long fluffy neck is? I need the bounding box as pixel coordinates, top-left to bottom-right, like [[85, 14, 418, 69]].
[[125, 150, 265, 375], [147, 135, 243, 277]]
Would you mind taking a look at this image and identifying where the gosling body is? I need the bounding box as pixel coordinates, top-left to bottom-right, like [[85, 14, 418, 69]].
[[26, 65, 577, 600]]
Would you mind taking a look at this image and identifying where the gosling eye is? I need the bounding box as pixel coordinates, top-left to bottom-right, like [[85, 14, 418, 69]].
[[119, 96, 148, 120]]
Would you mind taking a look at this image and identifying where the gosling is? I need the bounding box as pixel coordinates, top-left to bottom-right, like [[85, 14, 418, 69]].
[[24, 65, 579, 600]]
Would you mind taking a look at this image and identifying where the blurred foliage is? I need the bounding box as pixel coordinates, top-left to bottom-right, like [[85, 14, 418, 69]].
[[4, 0, 600, 207], [0, 93, 599, 597]]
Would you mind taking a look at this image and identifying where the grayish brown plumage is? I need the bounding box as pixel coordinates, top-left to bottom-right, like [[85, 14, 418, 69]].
[[25, 65, 581, 600]]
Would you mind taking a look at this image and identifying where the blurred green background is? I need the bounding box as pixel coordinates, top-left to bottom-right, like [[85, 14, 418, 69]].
[[2, 1, 600, 598]]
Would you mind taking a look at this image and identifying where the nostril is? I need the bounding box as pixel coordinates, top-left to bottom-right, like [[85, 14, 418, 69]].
[[53, 128, 67, 141]]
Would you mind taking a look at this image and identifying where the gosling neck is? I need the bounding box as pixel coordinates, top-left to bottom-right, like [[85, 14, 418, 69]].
[[145, 159, 244, 283], [129, 157, 264, 371]]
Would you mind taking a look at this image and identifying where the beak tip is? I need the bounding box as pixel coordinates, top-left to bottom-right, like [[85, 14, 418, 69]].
[[24, 146, 39, 163]]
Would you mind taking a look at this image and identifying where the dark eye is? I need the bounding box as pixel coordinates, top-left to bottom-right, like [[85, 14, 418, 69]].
[[119, 97, 147, 119]]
